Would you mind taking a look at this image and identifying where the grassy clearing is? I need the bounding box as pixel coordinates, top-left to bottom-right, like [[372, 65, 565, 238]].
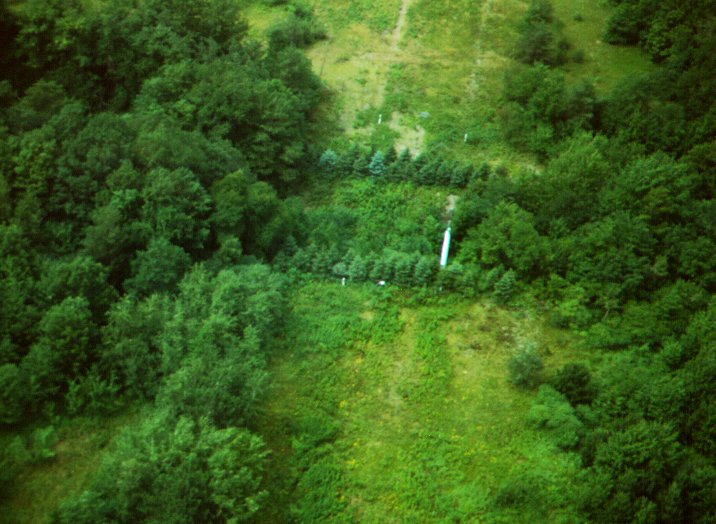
[[256, 283, 589, 521], [0, 409, 141, 524], [551, 0, 654, 90], [243, 0, 652, 172]]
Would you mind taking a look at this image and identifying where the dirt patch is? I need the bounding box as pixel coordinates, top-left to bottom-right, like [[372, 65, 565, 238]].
[[388, 111, 425, 154]]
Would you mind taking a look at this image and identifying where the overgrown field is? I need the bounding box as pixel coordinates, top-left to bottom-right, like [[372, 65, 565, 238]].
[[256, 282, 589, 522], [249, 0, 651, 166]]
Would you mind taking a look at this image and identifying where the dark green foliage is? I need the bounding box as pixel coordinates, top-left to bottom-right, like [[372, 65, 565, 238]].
[[507, 342, 543, 389], [268, 5, 327, 50], [414, 257, 437, 287], [460, 202, 545, 278], [553, 363, 596, 405], [0, 436, 30, 497], [369, 150, 386, 177], [141, 168, 211, 251], [603, 2, 646, 46], [582, 420, 681, 523], [513, 0, 565, 66], [265, 46, 323, 110], [100, 294, 172, 399], [20, 296, 96, 408], [39, 255, 118, 323], [0, 363, 25, 425], [493, 269, 518, 305], [352, 148, 370, 177], [528, 385, 584, 449], [319, 149, 339, 179], [0, 224, 41, 352], [8, 80, 67, 132], [55, 415, 268, 523], [348, 254, 368, 282], [514, 21, 555, 65], [502, 66, 596, 157], [389, 148, 415, 181], [124, 238, 192, 297], [34, 296, 95, 378]]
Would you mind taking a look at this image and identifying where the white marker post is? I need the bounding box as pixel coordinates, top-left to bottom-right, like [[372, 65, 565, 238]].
[[378, 114, 382, 125], [464, 133, 468, 143]]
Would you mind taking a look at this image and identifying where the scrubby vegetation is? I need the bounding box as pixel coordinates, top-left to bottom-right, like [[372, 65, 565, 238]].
[[1, 0, 715, 522]]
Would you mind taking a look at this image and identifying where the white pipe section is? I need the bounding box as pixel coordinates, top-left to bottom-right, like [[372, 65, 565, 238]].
[[440, 224, 451, 268]]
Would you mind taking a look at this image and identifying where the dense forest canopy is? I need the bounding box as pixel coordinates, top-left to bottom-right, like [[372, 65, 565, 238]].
[[0, 0, 715, 522]]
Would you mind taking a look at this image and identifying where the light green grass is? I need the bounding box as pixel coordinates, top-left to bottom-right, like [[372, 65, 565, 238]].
[[242, 0, 651, 171], [552, 0, 654, 91], [256, 284, 589, 521]]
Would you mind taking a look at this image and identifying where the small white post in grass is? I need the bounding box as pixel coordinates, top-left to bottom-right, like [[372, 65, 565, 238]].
[[440, 222, 452, 268], [378, 113, 382, 125], [342, 277, 346, 286], [464, 133, 468, 143]]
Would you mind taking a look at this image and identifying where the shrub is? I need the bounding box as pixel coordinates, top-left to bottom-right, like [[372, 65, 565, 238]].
[[30, 426, 58, 463], [528, 385, 584, 449], [508, 342, 544, 389], [603, 3, 644, 45], [268, 11, 326, 50], [553, 363, 596, 405]]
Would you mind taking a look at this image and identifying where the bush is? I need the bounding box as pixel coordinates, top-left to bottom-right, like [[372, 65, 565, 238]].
[[603, 3, 644, 46], [514, 21, 555, 65], [268, 10, 327, 50], [528, 385, 584, 449], [507, 342, 544, 389], [30, 426, 58, 463], [553, 363, 596, 405]]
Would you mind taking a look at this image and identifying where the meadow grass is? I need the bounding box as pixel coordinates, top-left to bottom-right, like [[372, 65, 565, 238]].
[[551, 0, 654, 91], [255, 283, 589, 522], [244, 0, 651, 173]]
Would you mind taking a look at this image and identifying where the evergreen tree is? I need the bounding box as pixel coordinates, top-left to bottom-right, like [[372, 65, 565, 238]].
[[416, 157, 437, 185], [450, 164, 469, 188], [370, 255, 391, 281], [394, 255, 414, 287], [435, 161, 453, 186], [414, 257, 436, 287], [311, 248, 332, 276], [352, 150, 370, 177], [348, 255, 368, 282], [390, 148, 414, 182], [318, 149, 339, 180], [494, 269, 518, 304], [369, 151, 386, 178], [384, 147, 398, 169]]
